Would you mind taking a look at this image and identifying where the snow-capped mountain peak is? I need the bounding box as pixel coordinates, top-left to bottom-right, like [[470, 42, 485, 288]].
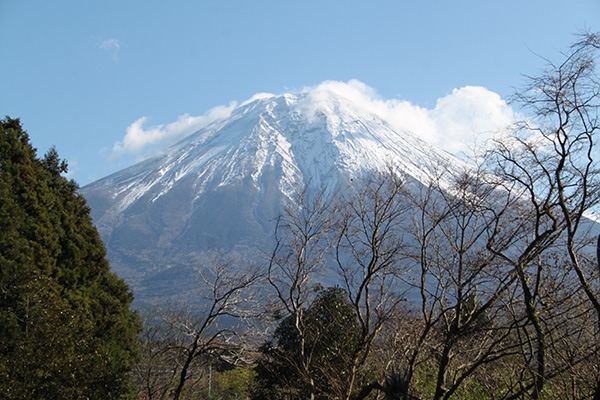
[[81, 88, 467, 304]]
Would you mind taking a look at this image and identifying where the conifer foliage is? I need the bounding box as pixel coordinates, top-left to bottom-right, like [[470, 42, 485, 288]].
[[0, 117, 141, 399], [254, 286, 361, 400]]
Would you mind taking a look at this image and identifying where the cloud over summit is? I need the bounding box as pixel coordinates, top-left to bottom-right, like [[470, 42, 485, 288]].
[[300, 80, 517, 156]]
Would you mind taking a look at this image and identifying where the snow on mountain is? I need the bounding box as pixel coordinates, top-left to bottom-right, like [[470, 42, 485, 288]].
[[81, 87, 468, 304]]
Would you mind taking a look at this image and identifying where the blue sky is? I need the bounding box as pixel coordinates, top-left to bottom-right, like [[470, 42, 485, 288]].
[[1, 1, 598, 186]]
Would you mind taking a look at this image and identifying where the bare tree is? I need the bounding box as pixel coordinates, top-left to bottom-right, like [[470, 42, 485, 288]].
[[133, 307, 181, 400], [391, 164, 522, 400], [481, 30, 600, 400], [134, 254, 261, 400], [263, 175, 411, 400], [333, 170, 410, 400], [265, 187, 334, 400], [354, 370, 422, 400], [171, 257, 261, 400]]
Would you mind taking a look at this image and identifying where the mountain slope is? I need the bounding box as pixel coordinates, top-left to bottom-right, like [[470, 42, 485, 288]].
[[81, 89, 466, 304]]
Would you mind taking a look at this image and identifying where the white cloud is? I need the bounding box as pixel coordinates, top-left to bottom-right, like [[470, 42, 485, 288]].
[[111, 103, 236, 159], [430, 87, 517, 154], [97, 38, 121, 61], [299, 80, 518, 157], [99, 38, 120, 51]]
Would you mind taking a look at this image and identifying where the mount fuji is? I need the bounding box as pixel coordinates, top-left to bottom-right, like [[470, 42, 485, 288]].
[[81, 87, 468, 304]]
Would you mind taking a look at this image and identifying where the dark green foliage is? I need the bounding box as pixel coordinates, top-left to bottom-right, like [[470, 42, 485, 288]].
[[253, 287, 360, 399], [0, 117, 141, 399]]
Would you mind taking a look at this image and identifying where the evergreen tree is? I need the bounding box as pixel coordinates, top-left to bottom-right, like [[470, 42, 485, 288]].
[[0, 117, 141, 399], [254, 287, 361, 400]]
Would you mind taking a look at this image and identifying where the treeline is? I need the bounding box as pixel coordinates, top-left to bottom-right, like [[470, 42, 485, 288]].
[[1, 32, 599, 400], [132, 32, 600, 400]]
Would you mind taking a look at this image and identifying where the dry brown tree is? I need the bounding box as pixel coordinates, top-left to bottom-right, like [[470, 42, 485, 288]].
[[134, 253, 261, 400], [483, 30, 600, 400], [265, 187, 335, 400], [334, 170, 411, 400]]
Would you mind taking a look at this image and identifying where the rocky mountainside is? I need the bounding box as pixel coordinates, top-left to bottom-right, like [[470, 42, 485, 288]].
[[81, 88, 466, 304]]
